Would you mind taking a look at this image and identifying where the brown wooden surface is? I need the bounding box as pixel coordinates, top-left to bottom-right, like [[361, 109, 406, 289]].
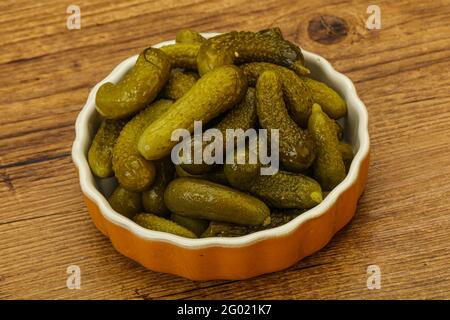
[[1, 0, 449, 300]]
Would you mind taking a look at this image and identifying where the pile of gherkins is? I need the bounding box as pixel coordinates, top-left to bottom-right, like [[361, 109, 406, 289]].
[[88, 28, 353, 238]]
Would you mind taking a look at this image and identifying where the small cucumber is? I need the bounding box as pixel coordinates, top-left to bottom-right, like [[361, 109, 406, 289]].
[[164, 178, 270, 226]]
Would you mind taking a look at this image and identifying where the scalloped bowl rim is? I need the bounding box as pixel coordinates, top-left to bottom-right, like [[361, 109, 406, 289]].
[[72, 32, 370, 249]]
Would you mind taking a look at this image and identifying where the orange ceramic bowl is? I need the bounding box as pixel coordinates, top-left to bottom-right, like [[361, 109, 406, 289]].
[[72, 33, 370, 280]]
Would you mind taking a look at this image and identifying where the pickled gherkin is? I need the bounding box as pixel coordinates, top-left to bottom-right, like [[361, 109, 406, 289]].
[[113, 99, 173, 192], [133, 213, 197, 238], [221, 150, 260, 187], [212, 88, 257, 139], [225, 163, 322, 209], [197, 30, 305, 76], [88, 119, 126, 178], [180, 87, 257, 175], [159, 43, 201, 70], [161, 70, 199, 100], [301, 77, 347, 119], [241, 62, 314, 127], [96, 48, 171, 119], [164, 178, 271, 226], [108, 185, 142, 219], [240, 171, 322, 209], [256, 70, 315, 172], [138, 65, 247, 160], [141, 158, 175, 216], [176, 29, 205, 44], [308, 104, 346, 190], [170, 213, 209, 237]]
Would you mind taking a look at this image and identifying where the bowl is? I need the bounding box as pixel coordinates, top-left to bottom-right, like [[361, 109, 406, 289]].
[[72, 33, 370, 280]]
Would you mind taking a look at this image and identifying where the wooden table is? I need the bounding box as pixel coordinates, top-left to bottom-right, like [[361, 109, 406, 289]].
[[1, 0, 449, 300]]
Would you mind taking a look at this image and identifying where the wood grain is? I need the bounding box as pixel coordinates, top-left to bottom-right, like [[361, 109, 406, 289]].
[[1, 0, 449, 299]]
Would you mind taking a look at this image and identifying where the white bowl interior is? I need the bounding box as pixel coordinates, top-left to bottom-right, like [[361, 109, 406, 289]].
[[72, 33, 369, 248]]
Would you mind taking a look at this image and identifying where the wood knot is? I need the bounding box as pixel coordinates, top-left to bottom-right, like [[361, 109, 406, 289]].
[[308, 15, 348, 44], [0, 173, 15, 192]]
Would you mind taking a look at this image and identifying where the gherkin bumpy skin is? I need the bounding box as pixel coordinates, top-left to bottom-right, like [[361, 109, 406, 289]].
[[175, 29, 206, 44], [222, 149, 260, 187], [113, 99, 173, 192], [256, 71, 315, 172], [224, 159, 323, 209], [159, 43, 201, 70], [161, 70, 199, 100], [301, 77, 347, 119], [240, 171, 322, 209], [197, 30, 305, 76], [180, 87, 257, 175], [108, 185, 142, 219], [164, 178, 271, 226], [138, 65, 247, 160], [88, 119, 126, 178], [141, 158, 175, 217], [96, 48, 171, 119], [241, 62, 314, 126], [133, 213, 197, 238], [308, 104, 346, 191]]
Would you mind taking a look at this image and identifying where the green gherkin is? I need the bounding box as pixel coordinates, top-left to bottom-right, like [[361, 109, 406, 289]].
[[108, 185, 142, 219], [164, 178, 271, 226], [239, 171, 322, 209], [214, 87, 257, 133], [224, 155, 323, 210], [197, 31, 305, 76], [170, 213, 209, 237], [141, 158, 175, 217], [161, 70, 199, 100], [96, 48, 171, 119], [256, 70, 315, 172], [180, 87, 257, 175], [301, 77, 347, 119], [138, 65, 247, 160], [222, 149, 260, 188], [308, 104, 346, 191], [112, 99, 173, 192], [176, 29, 206, 44], [88, 119, 126, 178], [159, 43, 201, 70], [133, 213, 197, 238], [241, 62, 314, 127]]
